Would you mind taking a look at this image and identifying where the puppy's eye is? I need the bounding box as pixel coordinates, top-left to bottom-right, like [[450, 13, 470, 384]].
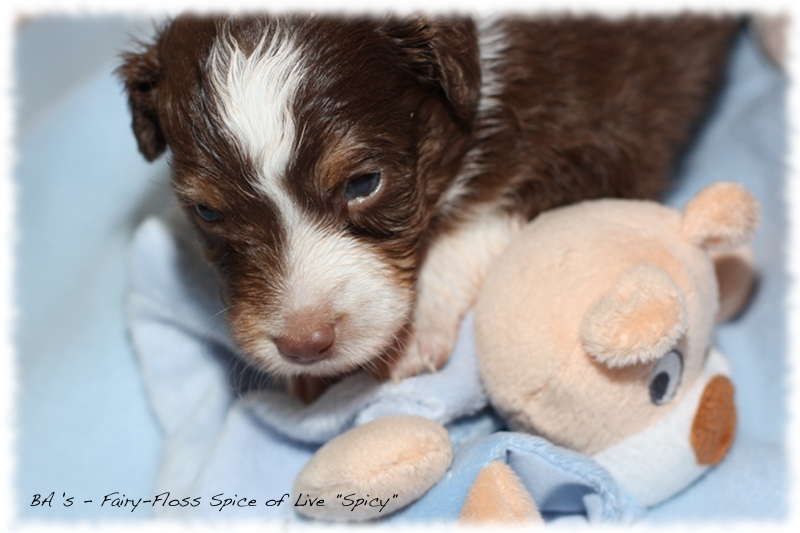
[[345, 172, 382, 201], [649, 349, 684, 406], [195, 204, 222, 222]]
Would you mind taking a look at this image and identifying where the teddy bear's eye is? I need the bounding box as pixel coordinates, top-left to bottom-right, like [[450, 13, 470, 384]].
[[649, 349, 683, 406]]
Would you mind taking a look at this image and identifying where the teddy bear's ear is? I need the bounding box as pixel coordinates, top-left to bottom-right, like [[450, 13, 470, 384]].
[[680, 182, 759, 251], [712, 246, 757, 323], [581, 264, 687, 368]]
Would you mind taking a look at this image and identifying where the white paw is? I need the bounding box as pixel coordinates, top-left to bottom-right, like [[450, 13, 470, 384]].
[[388, 316, 459, 381]]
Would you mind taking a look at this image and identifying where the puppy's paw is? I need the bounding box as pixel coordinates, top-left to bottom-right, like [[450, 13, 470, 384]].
[[388, 313, 460, 381], [381, 209, 522, 382]]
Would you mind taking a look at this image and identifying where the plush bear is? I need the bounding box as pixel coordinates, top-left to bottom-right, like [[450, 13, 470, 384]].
[[463, 181, 758, 520], [293, 182, 759, 523]]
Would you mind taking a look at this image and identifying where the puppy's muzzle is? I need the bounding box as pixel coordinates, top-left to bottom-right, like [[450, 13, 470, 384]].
[[274, 312, 336, 364]]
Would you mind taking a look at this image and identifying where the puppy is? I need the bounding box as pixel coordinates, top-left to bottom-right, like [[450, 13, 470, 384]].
[[118, 13, 738, 401]]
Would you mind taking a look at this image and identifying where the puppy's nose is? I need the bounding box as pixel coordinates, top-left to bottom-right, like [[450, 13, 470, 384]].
[[691, 375, 736, 465], [275, 322, 336, 364]]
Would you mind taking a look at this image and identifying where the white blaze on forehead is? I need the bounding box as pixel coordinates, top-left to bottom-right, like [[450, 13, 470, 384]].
[[207, 22, 305, 202], [207, 25, 410, 375]]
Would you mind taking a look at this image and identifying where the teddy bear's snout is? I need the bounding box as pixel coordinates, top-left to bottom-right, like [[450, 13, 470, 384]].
[[690, 375, 736, 466]]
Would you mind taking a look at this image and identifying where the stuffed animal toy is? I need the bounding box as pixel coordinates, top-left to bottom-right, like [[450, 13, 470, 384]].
[[293, 182, 759, 523], [463, 180, 758, 521]]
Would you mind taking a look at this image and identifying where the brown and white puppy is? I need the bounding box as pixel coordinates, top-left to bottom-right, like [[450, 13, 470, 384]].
[[118, 13, 738, 400]]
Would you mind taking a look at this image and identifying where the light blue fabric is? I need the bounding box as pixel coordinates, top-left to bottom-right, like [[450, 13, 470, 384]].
[[15, 17, 786, 524], [14, 17, 167, 521], [646, 23, 788, 523], [390, 432, 645, 524]]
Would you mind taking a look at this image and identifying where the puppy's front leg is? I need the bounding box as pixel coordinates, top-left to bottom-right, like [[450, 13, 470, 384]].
[[388, 208, 524, 381]]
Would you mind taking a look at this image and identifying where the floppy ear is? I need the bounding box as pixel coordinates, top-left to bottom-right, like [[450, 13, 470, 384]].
[[581, 264, 688, 368], [680, 182, 759, 251], [380, 16, 481, 122], [116, 37, 167, 161]]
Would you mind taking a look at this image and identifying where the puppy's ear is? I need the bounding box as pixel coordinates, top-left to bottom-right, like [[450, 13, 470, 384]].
[[116, 36, 167, 161], [381, 17, 481, 122]]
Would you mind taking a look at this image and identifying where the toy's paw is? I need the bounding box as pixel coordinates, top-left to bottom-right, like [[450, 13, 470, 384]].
[[293, 415, 452, 522], [388, 316, 459, 381], [461, 461, 543, 525]]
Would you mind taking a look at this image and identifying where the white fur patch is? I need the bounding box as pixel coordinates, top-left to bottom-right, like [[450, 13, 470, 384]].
[[475, 17, 509, 118], [208, 26, 410, 376], [207, 21, 305, 213], [271, 220, 411, 376], [416, 206, 524, 317], [390, 207, 524, 380]]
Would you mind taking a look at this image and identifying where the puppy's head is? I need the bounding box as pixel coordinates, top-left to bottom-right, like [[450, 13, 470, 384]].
[[118, 14, 480, 377]]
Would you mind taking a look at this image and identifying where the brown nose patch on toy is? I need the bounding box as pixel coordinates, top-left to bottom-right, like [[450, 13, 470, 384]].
[[691, 375, 736, 465]]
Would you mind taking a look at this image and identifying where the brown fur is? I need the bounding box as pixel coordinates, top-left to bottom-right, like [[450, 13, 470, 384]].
[[459, 16, 739, 222], [118, 13, 739, 390]]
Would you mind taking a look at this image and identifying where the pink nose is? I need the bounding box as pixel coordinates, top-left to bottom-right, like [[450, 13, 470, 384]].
[[274, 322, 336, 364]]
